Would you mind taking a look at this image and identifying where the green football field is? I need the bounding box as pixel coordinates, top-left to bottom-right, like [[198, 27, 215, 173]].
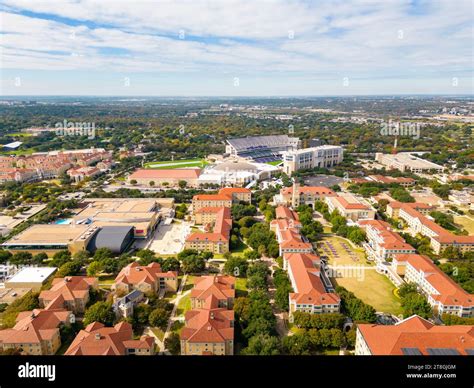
[[144, 158, 208, 169]]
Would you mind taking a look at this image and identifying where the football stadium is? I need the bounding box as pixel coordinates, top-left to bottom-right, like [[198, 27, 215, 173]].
[[225, 135, 300, 163]]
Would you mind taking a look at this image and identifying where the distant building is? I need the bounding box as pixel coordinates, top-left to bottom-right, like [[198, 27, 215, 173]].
[[65, 321, 155, 355], [199, 160, 279, 187], [375, 152, 444, 174], [192, 187, 251, 212], [39, 276, 98, 314], [354, 175, 416, 187], [192, 194, 232, 212], [326, 193, 376, 221], [181, 275, 235, 356], [113, 289, 145, 319], [0, 306, 73, 355], [190, 275, 235, 309], [128, 168, 201, 187], [5, 267, 57, 291], [285, 253, 340, 316], [275, 183, 336, 208], [185, 207, 232, 254], [1, 224, 99, 256], [448, 190, 472, 207], [217, 187, 252, 203], [386, 201, 435, 219], [67, 166, 101, 182], [392, 254, 474, 317], [270, 206, 312, 257], [113, 262, 178, 295], [282, 145, 344, 175], [395, 203, 474, 254], [356, 315, 474, 355], [359, 219, 416, 264]]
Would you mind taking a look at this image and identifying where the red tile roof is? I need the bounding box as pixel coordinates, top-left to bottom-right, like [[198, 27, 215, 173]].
[[190, 275, 235, 306], [193, 194, 232, 201], [39, 276, 97, 306], [181, 308, 234, 343], [114, 262, 177, 288], [281, 186, 336, 196], [218, 187, 251, 195], [286, 253, 340, 306], [129, 168, 201, 179], [0, 308, 72, 346], [396, 254, 474, 308], [65, 321, 154, 355], [186, 207, 232, 243], [358, 315, 474, 355]]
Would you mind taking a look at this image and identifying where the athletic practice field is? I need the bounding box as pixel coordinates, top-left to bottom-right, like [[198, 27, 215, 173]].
[[144, 158, 208, 169]]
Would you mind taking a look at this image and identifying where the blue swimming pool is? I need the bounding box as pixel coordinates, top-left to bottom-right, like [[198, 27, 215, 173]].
[[55, 219, 72, 225]]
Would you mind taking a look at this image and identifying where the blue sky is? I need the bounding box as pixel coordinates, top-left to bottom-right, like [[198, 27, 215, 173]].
[[0, 0, 472, 96]]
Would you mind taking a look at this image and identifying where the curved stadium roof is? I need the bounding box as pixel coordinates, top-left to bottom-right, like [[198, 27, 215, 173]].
[[87, 226, 134, 254]]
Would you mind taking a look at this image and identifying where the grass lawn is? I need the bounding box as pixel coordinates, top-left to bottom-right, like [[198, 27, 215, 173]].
[[176, 294, 191, 316], [150, 327, 165, 341], [144, 158, 208, 169], [323, 226, 332, 234], [331, 271, 402, 316], [322, 235, 402, 315], [230, 239, 249, 257], [454, 215, 474, 234], [0, 148, 36, 156], [321, 349, 340, 355], [181, 275, 195, 292], [266, 160, 282, 166], [98, 274, 115, 288], [235, 277, 248, 297]]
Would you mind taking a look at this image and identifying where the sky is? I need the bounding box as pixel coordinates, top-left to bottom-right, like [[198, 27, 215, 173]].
[[0, 0, 473, 96]]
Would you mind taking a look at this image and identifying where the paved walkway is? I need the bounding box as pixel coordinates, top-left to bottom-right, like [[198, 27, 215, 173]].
[[162, 275, 190, 345], [144, 274, 189, 354], [261, 256, 289, 338]]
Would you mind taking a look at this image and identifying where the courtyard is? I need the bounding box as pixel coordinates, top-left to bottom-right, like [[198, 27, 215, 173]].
[[135, 220, 191, 255], [319, 235, 403, 316]]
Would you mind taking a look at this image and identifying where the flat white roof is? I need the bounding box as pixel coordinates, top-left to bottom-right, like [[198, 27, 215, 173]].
[[7, 267, 57, 284]]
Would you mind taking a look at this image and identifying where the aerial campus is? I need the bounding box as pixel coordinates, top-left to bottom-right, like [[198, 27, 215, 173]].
[[0, 0, 473, 365], [0, 120, 473, 357]]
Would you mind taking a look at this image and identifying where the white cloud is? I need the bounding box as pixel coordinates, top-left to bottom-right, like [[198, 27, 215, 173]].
[[0, 0, 472, 94]]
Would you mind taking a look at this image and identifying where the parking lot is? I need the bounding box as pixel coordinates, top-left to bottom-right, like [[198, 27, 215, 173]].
[[137, 221, 191, 255], [303, 174, 344, 187]]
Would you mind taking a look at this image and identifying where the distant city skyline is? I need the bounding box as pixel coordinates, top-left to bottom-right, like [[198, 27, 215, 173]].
[[1, 0, 473, 96]]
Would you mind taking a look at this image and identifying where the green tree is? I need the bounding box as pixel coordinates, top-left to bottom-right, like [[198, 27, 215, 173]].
[[87, 261, 103, 276], [56, 261, 82, 277], [149, 308, 169, 329], [32, 252, 48, 265], [93, 247, 113, 261], [134, 303, 153, 326], [241, 334, 281, 355], [401, 293, 432, 319], [223, 256, 248, 277], [10, 251, 33, 266], [162, 257, 180, 272], [83, 302, 115, 326], [50, 250, 71, 267], [165, 332, 181, 355], [0, 250, 12, 264]]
